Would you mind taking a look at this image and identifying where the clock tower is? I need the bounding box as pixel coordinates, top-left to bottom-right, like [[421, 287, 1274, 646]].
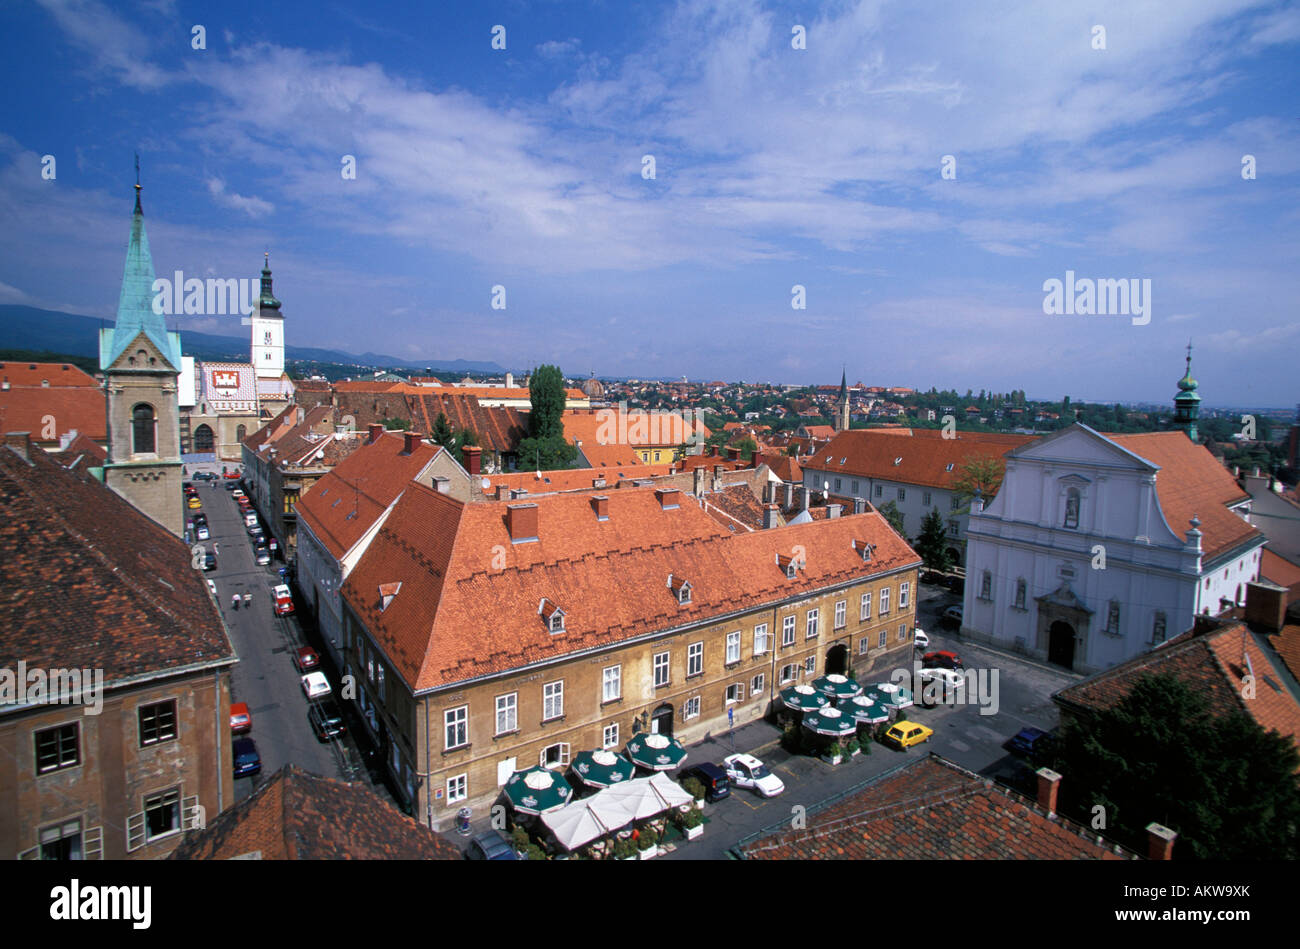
[[250, 253, 284, 380]]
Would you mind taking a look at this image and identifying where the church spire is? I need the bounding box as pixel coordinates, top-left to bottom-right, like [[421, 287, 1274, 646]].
[[259, 252, 282, 311], [1173, 340, 1200, 443]]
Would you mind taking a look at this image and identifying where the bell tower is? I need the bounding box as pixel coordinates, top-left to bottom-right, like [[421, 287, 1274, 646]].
[[1172, 342, 1200, 444], [250, 253, 285, 379], [834, 368, 850, 432], [99, 161, 185, 536]]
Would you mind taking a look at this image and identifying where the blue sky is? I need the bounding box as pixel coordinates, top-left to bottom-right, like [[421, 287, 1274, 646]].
[[2, 0, 1298, 405]]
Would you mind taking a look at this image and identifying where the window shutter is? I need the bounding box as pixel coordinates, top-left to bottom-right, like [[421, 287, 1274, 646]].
[[83, 826, 104, 860], [18, 846, 39, 860], [126, 811, 146, 853], [561, 743, 570, 766], [182, 795, 202, 831]]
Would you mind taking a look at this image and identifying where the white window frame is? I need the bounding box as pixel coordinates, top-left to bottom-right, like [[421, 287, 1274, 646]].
[[726, 631, 741, 664], [540, 742, 571, 769], [754, 623, 770, 656], [834, 600, 846, 629], [879, 587, 890, 615], [687, 642, 703, 677], [751, 673, 765, 696], [860, 591, 871, 621], [805, 608, 819, 639], [899, 582, 910, 609], [683, 696, 701, 720], [447, 774, 467, 804], [877, 629, 887, 648], [445, 706, 468, 750], [543, 681, 564, 721], [653, 651, 670, 687], [779, 663, 798, 684], [495, 693, 518, 735], [603, 665, 622, 702], [803, 656, 816, 675], [725, 683, 745, 705], [603, 723, 619, 749], [781, 615, 796, 646], [859, 638, 870, 655]]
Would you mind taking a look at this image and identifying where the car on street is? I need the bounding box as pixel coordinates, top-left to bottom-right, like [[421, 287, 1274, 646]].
[[678, 762, 731, 802], [195, 523, 210, 540], [883, 720, 934, 749], [232, 736, 261, 777], [293, 647, 317, 672], [922, 650, 964, 670], [224, 480, 238, 491], [231, 488, 245, 499], [206, 579, 217, 598], [723, 753, 785, 798], [465, 830, 519, 860], [255, 547, 270, 565], [203, 550, 217, 571], [308, 699, 347, 741], [301, 672, 331, 700], [187, 496, 202, 510], [913, 628, 930, 650], [1005, 727, 1055, 761], [230, 701, 252, 734], [944, 576, 965, 594], [222, 470, 241, 479], [193, 471, 218, 481], [274, 586, 297, 617], [917, 668, 966, 704], [920, 571, 946, 585], [940, 606, 963, 628]]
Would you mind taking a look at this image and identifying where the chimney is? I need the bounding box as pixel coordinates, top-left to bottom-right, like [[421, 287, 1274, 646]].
[[763, 503, 779, 529], [402, 432, 423, 455], [462, 445, 482, 475], [656, 488, 681, 510], [1145, 822, 1177, 861], [801, 486, 810, 511], [592, 495, 610, 520], [785, 482, 794, 508], [727, 446, 740, 461], [495, 484, 509, 500], [432, 475, 450, 494], [296, 406, 305, 425], [709, 445, 719, 457], [1035, 767, 1061, 816], [1244, 581, 1287, 633], [853, 497, 866, 515], [713, 465, 725, 482], [762, 481, 775, 504], [506, 503, 539, 543], [5, 431, 31, 461], [828, 503, 842, 519], [693, 466, 706, 496], [367, 424, 384, 445]]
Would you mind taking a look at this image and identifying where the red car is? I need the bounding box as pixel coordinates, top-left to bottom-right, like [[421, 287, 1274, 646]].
[[230, 701, 252, 734], [273, 584, 296, 617], [294, 647, 319, 672], [922, 650, 964, 671]]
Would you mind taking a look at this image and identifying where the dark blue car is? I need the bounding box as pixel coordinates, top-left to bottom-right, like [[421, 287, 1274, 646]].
[[233, 737, 261, 778], [1005, 727, 1053, 760], [465, 831, 519, 860]]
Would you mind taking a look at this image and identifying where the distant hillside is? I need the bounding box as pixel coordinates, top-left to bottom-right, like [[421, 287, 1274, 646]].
[[0, 305, 506, 374]]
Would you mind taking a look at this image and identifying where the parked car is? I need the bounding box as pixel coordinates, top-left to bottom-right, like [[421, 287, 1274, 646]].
[[678, 762, 731, 802], [293, 646, 319, 672], [465, 830, 519, 860], [192, 512, 208, 525], [944, 576, 965, 594], [723, 753, 785, 798], [940, 606, 963, 628], [194, 471, 218, 481], [206, 579, 217, 598], [244, 513, 260, 530], [224, 480, 239, 491], [254, 547, 271, 566], [223, 470, 241, 479], [913, 628, 930, 650], [1005, 727, 1055, 761], [232, 737, 261, 777], [883, 720, 934, 749], [229, 701, 252, 734], [275, 586, 298, 618], [231, 488, 246, 499], [917, 668, 965, 704], [922, 650, 964, 670], [308, 699, 347, 741], [920, 571, 945, 585], [195, 524, 210, 541], [301, 672, 331, 700], [187, 496, 202, 510], [202, 550, 217, 571]]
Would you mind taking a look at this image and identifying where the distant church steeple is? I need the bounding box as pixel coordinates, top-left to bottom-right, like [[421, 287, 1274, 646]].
[[1173, 341, 1200, 443], [834, 367, 850, 432], [251, 252, 286, 380]]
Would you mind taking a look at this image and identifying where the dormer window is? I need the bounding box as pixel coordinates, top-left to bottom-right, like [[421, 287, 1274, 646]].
[[852, 539, 874, 563], [945, 463, 954, 472], [777, 554, 801, 578], [539, 598, 565, 633], [668, 574, 692, 604], [894, 457, 902, 466], [379, 582, 402, 611]]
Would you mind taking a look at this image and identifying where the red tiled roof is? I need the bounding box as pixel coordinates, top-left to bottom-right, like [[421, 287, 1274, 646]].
[[813, 428, 1033, 490], [0, 387, 106, 442], [296, 432, 444, 560], [169, 765, 461, 860], [51, 431, 107, 467], [563, 408, 710, 451], [1055, 619, 1300, 755], [0, 361, 98, 387], [1108, 433, 1260, 562], [739, 755, 1128, 860], [1261, 549, 1300, 605], [486, 464, 673, 495], [344, 485, 921, 692], [760, 452, 802, 484], [0, 439, 234, 681]]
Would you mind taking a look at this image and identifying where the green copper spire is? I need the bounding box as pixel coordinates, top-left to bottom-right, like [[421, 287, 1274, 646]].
[[259, 252, 281, 311], [100, 165, 181, 371], [1173, 341, 1200, 442]]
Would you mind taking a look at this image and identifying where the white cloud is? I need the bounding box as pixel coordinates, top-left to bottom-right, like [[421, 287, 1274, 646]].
[[206, 178, 274, 217]]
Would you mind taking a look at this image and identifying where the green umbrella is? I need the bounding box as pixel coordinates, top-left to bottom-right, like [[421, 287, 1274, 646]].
[[780, 684, 830, 713], [802, 706, 859, 737], [812, 673, 863, 702], [502, 765, 574, 815], [841, 695, 890, 724], [569, 749, 637, 789], [625, 732, 687, 771], [866, 682, 914, 710]]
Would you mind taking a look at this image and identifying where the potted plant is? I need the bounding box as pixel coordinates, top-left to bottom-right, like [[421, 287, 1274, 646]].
[[677, 804, 705, 841], [681, 775, 705, 803], [510, 825, 530, 857], [638, 826, 660, 859], [525, 843, 547, 860], [845, 736, 860, 757], [824, 739, 843, 765], [612, 837, 637, 861]]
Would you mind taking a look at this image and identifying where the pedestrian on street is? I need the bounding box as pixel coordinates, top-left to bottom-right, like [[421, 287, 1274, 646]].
[[243, 593, 252, 608], [231, 594, 240, 611], [214, 542, 220, 556]]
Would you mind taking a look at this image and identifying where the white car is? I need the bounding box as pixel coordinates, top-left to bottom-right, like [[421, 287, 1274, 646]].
[[301, 672, 331, 700], [723, 753, 785, 798], [913, 628, 930, 650], [206, 579, 217, 598], [917, 667, 965, 704]]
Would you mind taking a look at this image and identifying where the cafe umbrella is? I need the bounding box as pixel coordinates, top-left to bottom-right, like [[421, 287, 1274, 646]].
[[780, 684, 830, 714], [841, 694, 890, 724], [865, 681, 914, 711], [811, 673, 863, 702], [801, 706, 859, 738], [569, 749, 637, 789], [502, 766, 574, 816], [624, 732, 687, 771]]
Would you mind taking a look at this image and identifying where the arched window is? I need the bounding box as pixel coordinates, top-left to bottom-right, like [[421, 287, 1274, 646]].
[[236, 424, 247, 444], [1014, 578, 1027, 610], [132, 404, 155, 454], [980, 570, 992, 601], [193, 424, 214, 453], [1063, 487, 1081, 528]]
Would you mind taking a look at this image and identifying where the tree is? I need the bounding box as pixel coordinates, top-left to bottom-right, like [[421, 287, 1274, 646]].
[[1051, 674, 1300, 860], [877, 500, 906, 537], [950, 454, 1006, 513], [516, 436, 577, 472], [528, 365, 566, 440], [431, 412, 453, 447], [734, 436, 758, 461], [454, 427, 478, 467], [380, 417, 411, 431], [914, 508, 953, 572]]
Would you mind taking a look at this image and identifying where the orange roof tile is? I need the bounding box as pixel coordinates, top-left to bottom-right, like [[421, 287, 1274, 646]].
[[0, 361, 98, 387], [813, 428, 1033, 489], [0, 387, 106, 442], [485, 464, 673, 495], [1261, 550, 1300, 604]]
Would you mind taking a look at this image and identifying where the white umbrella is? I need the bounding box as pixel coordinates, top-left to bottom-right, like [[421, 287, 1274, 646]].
[[600, 777, 668, 821], [647, 772, 694, 810], [585, 791, 636, 834], [542, 800, 613, 852]]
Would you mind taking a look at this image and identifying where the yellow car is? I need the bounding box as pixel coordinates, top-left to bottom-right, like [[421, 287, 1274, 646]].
[[884, 720, 933, 749], [187, 496, 202, 510]]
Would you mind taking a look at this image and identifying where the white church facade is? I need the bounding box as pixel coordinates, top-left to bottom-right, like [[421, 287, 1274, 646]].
[[961, 424, 1265, 674]]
